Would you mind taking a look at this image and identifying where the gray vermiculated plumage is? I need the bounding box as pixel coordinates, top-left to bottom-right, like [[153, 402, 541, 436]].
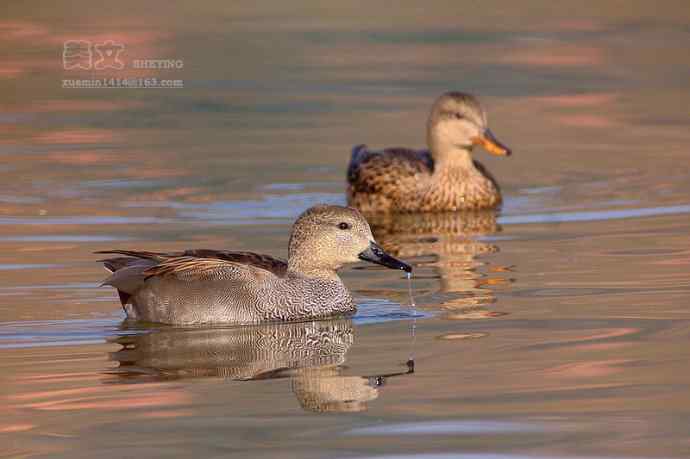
[[97, 205, 408, 325], [111, 318, 382, 412], [347, 91, 510, 213], [111, 318, 354, 380]]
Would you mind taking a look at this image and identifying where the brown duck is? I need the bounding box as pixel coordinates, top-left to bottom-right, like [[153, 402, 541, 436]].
[[97, 205, 410, 325], [347, 92, 512, 213]]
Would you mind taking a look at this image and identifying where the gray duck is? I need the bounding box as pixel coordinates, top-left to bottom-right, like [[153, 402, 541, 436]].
[[97, 205, 410, 325]]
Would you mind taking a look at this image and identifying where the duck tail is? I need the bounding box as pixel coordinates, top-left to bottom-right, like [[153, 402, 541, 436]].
[[116, 290, 131, 307], [98, 257, 156, 311], [94, 249, 166, 261], [99, 257, 136, 273], [351, 144, 369, 162]]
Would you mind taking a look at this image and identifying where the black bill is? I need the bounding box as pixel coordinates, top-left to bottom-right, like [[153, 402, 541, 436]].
[[358, 242, 412, 273]]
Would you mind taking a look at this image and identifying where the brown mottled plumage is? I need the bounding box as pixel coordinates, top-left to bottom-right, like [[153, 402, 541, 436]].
[[347, 92, 512, 213], [97, 205, 410, 325]]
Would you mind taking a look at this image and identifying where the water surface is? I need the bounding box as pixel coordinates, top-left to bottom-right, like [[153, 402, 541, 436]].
[[2, 2, 690, 458]]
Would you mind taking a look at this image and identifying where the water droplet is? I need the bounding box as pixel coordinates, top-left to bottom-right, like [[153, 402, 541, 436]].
[[406, 272, 417, 362], [406, 272, 416, 309]]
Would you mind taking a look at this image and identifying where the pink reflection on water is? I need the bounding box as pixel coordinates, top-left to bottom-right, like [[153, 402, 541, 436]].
[[533, 327, 639, 348], [35, 129, 119, 145], [500, 44, 604, 68], [570, 342, 634, 352], [652, 249, 690, 266], [0, 20, 50, 39], [17, 371, 105, 384], [517, 92, 621, 128], [9, 385, 122, 402], [5, 370, 194, 439], [9, 380, 192, 412], [24, 392, 190, 411], [0, 66, 24, 79], [555, 114, 620, 128], [44, 150, 120, 165], [138, 409, 197, 419], [553, 19, 606, 32], [0, 423, 35, 433], [0, 59, 55, 79], [0, 19, 175, 79], [49, 31, 168, 48], [11, 99, 146, 113], [532, 93, 619, 108], [544, 359, 635, 379]]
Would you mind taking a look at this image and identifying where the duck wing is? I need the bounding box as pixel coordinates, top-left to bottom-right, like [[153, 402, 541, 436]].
[[96, 249, 287, 307], [347, 144, 434, 194], [96, 249, 287, 276], [142, 256, 277, 283], [177, 249, 287, 276]]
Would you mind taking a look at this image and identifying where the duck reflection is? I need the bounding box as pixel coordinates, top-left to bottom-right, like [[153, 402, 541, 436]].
[[109, 318, 412, 413], [365, 210, 511, 317]]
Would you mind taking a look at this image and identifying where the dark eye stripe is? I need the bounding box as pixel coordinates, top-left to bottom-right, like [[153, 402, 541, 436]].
[[441, 110, 464, 120]]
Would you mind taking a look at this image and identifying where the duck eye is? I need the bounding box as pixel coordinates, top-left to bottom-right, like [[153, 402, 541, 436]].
[[454, 113, 464, 120], [338, 222, 351, 230]]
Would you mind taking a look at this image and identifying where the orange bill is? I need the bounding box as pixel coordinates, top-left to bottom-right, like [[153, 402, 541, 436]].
[[473, 129, 512, 156]]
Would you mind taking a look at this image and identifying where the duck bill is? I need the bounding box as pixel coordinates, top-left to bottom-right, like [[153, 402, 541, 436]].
[[358, 242, 412, 273], [473, 129, 512, 156]]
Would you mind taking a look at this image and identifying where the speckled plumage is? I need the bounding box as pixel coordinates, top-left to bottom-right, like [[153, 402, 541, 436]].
[[347, 92, 511, 213], [111, 318, 399, 412], [111, 319, 354, 380], [97, 205, 409, 325]]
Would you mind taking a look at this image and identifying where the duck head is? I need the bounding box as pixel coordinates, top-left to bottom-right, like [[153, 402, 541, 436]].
[[288, 205, 411, 275], [427, 91, 511, 159]]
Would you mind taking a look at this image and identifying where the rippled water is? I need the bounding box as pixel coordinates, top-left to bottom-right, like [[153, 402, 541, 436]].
[[2, 2, 690, 458]]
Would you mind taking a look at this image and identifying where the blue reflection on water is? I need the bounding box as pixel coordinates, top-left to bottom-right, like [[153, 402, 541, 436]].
[[0, 297, 424, 349]]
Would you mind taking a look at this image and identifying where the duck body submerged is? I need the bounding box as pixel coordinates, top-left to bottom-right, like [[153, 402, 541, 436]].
[[347, 92, 511, 213]]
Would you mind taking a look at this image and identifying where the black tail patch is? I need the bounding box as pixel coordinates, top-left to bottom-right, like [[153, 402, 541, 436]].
[[117, 290, 131, 307]]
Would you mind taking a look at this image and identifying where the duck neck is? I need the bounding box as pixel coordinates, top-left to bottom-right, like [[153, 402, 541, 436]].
[[427, 132, 476, 175], [287, 258, 341, 281]]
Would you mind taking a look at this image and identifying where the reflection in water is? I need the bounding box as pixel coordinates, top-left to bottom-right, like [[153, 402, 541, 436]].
[[110, 319, 413, 413], [367, 211, 511, 318]]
